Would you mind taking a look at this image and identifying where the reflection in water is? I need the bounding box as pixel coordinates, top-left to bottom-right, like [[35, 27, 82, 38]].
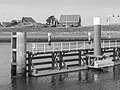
[[11, 77, 27, 90], [113, 65, 120, 80], [2, 43, 120, 90], [7, 66, 120, 90]]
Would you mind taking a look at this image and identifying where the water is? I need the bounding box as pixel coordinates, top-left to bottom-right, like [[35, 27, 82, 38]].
[[1, 43, 120, 90]]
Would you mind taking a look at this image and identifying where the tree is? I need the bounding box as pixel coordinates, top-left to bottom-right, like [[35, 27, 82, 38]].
[[46, 15, 58, 26]]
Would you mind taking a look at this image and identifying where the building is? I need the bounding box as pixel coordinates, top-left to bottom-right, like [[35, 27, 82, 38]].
[[59, 14, 81, 27], [14, 17, 37, 28], [0, 22, 12, 27], [11, 20, 22, 26], [22, 17, 36, 22]]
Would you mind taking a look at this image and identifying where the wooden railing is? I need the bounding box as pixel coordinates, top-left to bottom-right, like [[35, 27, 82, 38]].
[[27, 40, 120, 54]]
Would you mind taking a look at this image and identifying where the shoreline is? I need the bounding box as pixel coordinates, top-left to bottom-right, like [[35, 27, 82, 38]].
[[1, 37, 120, 43]]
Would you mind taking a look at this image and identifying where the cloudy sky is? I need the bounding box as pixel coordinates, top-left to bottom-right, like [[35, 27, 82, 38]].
[[0, 0, 120, 26]]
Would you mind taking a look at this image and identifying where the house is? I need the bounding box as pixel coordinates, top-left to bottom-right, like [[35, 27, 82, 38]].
[[11, 20, 22, 26], [22, 17, 36, 22], [0, 22, 12, 27], [59, 14, 81, 27], [14, 17, 38, 28]]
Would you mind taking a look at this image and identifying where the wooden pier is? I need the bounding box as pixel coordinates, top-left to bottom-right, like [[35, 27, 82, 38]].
[[10, 17, 120, 77], [26, 40, 120, 76]]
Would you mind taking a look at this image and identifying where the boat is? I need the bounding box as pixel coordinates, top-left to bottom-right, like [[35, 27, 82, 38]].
[[87, 55, 114, 69]]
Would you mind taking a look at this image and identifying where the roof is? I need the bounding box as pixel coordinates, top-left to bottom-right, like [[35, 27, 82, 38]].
[[59, 15, 81, 23], [22, 17, 36, 23], [0, 22, 12, 27]]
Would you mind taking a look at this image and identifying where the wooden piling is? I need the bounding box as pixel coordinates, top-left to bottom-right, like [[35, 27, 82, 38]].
[[86, 55, 88, 65], [28, 52, 32, 76], [59, 52, 63, 69], [113, 48, 116, 60], [78, 50, 81, 65], [118, 48, 120, 58], [52, 53, 55, 68]]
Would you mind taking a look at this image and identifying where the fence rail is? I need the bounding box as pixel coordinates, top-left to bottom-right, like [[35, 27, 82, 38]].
[[27, 40, 120, 54]]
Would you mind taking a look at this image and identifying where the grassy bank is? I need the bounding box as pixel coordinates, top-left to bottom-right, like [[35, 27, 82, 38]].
[[0, 25, 120, 42], [1, 36, 120, 43]]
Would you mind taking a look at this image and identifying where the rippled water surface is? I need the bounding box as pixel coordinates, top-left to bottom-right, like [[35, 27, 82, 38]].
[[1, 43, 120, 90]]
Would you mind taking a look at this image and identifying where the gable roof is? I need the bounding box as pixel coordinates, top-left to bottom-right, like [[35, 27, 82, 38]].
[[59, 15, 81, 23], [22, 17, 36, 23]]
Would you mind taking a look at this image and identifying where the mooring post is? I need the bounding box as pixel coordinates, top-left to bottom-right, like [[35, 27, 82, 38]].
[[118, 48, 120, 58], [11, 32, 26, 77], [94, 17, 101, 56], [113, 48, 116, 60], [78, 50, 81, 66], [28, 52, 32, 76], [52, 53, 55, 68], [59, 52, 62, 69]]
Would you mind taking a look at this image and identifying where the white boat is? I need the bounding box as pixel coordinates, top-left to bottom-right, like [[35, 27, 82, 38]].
[[87, 55, 114, 68]]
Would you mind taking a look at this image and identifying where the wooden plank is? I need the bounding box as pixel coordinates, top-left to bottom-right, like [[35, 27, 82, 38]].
[[32, 55, 52, 59], [64, 58, 79, 62], [31, 66, 87, 76], [33, 61, 52, 65], [67, 64, 80, 67], [63, 53, 79, 56], [103, 50, 114, 53], [36, 67, 52, 71]]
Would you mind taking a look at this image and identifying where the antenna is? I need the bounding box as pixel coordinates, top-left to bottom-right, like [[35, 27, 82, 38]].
[[3, 14, 5, 22], [66, 11, 68, 29]]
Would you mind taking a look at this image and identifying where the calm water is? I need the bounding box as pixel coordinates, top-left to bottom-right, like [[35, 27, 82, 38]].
[[1, 43, 120, 90]]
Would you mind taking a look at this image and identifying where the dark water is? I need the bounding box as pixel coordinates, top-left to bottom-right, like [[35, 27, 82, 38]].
[[1, 43, 120, 90]]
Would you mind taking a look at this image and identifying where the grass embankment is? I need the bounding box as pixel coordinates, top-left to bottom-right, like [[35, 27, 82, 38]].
[[0, 25, 120, 42]]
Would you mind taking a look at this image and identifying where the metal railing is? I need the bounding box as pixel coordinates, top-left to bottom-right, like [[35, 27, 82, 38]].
[[27, 40, 120, 54]]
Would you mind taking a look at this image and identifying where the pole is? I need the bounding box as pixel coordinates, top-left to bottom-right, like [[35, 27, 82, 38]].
[[94, 17, 101, 56]]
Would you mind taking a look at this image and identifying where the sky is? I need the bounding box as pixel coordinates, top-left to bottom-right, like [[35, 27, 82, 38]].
[[0, 0, 120, 26]]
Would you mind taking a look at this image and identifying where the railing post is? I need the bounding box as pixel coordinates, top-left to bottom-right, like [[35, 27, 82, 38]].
[[32, 43, 35, 54], [109, 40, 110, 48], [44, 43, 45, 53], [103, 41, 104, 48], [83, 41, 85, 49], [35, 43, 37, 54], [61, 43, 62, 51], [53, 43, 54, 52], [76, 42, 78, 50], [115, 40, 117, 47], [69, 42, 70, 51]]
